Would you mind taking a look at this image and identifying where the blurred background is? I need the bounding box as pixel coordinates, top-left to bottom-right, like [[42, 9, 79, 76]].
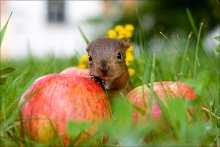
[[1, 0, 219, 59]]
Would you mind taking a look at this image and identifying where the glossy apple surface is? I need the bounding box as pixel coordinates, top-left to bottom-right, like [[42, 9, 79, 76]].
[[60, 67, 89, 78], [19, 74, 111, 145], [127, 81, 198, 122]]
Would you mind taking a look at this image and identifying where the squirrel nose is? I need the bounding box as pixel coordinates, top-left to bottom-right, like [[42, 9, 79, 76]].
[[99, 65, 110, 72], [99, 60, 110, 72]]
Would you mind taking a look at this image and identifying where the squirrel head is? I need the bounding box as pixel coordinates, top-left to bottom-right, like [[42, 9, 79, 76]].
[[86, 38, 130, 81]]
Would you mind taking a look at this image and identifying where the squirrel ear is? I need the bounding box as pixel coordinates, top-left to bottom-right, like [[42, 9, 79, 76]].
[[119, 38, 130, 50]]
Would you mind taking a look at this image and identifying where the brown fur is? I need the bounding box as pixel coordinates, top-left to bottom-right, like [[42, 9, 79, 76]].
[[86, 38, 132, 97]]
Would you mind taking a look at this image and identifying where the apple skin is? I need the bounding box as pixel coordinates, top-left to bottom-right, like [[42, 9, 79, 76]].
[[60, 67, 89, 78], [19, 74, 111, 145], [126, 81, 198, 122]]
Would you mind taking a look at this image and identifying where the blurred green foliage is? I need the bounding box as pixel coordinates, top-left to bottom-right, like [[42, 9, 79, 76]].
[[88, 0, 219, 43], [0, 13, 15, 86], [114, 0, 219, 36]]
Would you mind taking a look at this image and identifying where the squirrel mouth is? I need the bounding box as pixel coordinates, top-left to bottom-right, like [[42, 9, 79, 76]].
[[97, 72, 114, 80], [98, 74, 114, 80], [92, 70, 115, 81], [91, 73, 113, 81], [100, 76, 113, 80]]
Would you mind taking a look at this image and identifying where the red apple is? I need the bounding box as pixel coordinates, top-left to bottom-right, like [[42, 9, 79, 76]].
[[127, 81, 198, 122], [60, 67, 89, 78], [19, 74, 111, 145]]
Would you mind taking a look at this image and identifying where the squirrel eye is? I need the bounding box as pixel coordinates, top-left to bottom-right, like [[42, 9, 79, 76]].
[[88, 56, 93, 62], [117, 52, 122, 60]]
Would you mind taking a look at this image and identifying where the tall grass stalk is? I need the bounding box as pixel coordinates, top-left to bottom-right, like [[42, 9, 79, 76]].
[[0, 12, 12, 46], [148, 52, 156, 118], [194, 22, 203, 77], [181, 31, 193, 72], [186, 8, 198, 36], [78, 26, 90, 45]]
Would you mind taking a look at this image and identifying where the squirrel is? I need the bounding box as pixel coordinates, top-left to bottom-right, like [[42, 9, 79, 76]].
[[86, 37, 132, 97]]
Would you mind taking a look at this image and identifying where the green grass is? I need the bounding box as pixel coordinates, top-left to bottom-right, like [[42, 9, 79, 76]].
[[0, 14, 220, 146]]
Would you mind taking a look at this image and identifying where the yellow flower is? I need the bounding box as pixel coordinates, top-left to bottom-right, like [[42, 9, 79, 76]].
[[79, 54, 88, 63], [79, 64, 88, 69], [107, 29, 117, 38], [128, 68, 135, 76], [127, 46, 134, 52], [126, 52, 134, 66], [125, 24, 134, 32], [114, 25, 124, 32], [118, 28, 126, 34], [125, 31, 132, 38], [118, 29, 128, 39], [79, 54, 89, 69], [118, 34, 126, 39]]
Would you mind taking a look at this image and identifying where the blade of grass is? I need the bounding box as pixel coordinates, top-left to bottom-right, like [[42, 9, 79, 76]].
[[181, 31, 193, 72], [141, 62, 151, 111], [0, 67, 15, 86], [0, 67, 15, 76], [135, 9, 150, 110], [135, 9, 146, 49], [138, 29, 144, 62], [78, 26, 89, 45], [1, 86, 42, 130], [4, 97, 20, 117], [132, 104, 146, 115], [1, 97, 6, 121], [148, 52, 156, 118], [151, 89, 168, 118], [186, 8, 198, 36], [48, 119, 64, 147], [186, 8, 207, 58], [160, 32, 194, 69], [194, 22, 203, 78], [135, 9, 149, 67], [68, 121, 91, 145], [0, 77, 7, 85], [0, 12, 12, 46], [18, 110, 25, 146], [202, 107, 220, 120]]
